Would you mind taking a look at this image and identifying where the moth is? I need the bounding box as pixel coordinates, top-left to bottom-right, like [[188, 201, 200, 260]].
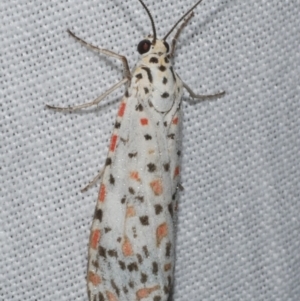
[[47, 0, 224, 300]]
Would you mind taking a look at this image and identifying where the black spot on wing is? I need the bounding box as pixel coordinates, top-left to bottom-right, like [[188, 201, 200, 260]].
[[149, 57, 158, 63], [143, 246, 149, 257], [104, 227, 112, 233], [136, 254, 143, 264], [147, 163, 156, 172], [163, 77, 168, 84], [135, 73, 143, 79], [135, 196, 144, 202], [141, 67, 153, 83], [141, 273, 148, 283], [129, 187, 135, 194], [144, 134, 152, 140], [111, 280, 120, 296], [152, 262, 158, 275], [109, 174, 115, 185], [106, 158, 112, 165], [94, 209, 103, 222], [166, 242, 171, 257], [120, 137, 128, 144], [98, 246, 106, 258], [161, 92, 169, 98], [144, 87, 149, 94], [140, 216, 149, 225], [98, 292, 105, 301], [135, 103, 143, 111], [121, 196, 126, 204], [158, 65, 166, 72], [132, 226, 137, 238], [119, 260, 126, 270], [127, 262, 138, 272], [92, 260, 99, 269], [128, 281, 134, 288], [155, 204, 163, 215], [128, 152, 137, 158], [108, 249, 118, 258]]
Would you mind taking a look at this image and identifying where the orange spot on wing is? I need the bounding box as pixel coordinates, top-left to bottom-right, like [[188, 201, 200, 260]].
[[106, 291, 118, 301], [118, 102, 126, 117], [90, 229, 101, 249], [150, 179, 163, 196], [130, 171, 141, 182], [98, 184, 106, 202], [136, 285, 160, 300], [172, 117, 179, 125], [88, 271, 101, 286], [126, 206, 136, 217], [156, 223, 168, 246], [110, 134, 118, 152], [122, 236, 133, 256], [174, 166, 180, 177], [140, 118, 148, 126]]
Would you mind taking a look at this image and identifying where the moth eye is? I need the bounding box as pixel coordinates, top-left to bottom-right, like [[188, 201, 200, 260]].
[[163, 41, 170, 53], [137, 40, 151, 54]]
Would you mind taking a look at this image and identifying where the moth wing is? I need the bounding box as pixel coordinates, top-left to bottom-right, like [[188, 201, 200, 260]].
[[88, 67, 183, 301]]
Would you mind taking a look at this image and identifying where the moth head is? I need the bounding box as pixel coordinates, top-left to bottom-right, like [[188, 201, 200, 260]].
[[137, 38, 169, 56], [137, 0, 204, 55]]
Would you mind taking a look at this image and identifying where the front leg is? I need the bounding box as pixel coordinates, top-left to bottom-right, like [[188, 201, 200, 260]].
[[46, 78, 128, 111], [67, 30, 131, 81]]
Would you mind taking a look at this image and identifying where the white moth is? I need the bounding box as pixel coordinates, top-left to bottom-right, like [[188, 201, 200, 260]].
[[47, 0, 224, 300]]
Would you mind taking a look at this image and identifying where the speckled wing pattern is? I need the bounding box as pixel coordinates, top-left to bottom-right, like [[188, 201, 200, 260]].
[[87, 42, 183, 301]]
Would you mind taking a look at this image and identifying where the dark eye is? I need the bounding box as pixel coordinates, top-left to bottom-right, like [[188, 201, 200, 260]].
[[163, 41, 170, 53], [137, 40, 151, 54]]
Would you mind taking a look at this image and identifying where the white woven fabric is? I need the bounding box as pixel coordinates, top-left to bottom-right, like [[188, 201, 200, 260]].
[[1, 0, 299, 300]]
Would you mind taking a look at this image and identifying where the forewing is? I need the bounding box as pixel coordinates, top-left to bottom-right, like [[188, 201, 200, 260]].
[[87, 63, 183, 301]]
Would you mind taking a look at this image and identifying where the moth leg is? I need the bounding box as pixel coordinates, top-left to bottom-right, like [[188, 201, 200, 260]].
[[46, 77, 128, 111], [67, 29, 131, 80], [183, 82, 225, 100], [170, 12, 194, 57], [81, 168, 104, 193]]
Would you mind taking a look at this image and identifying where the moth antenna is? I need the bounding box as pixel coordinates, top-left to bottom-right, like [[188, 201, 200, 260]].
[[137, 0, 157, 43], [163, 0, 204, 41]]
